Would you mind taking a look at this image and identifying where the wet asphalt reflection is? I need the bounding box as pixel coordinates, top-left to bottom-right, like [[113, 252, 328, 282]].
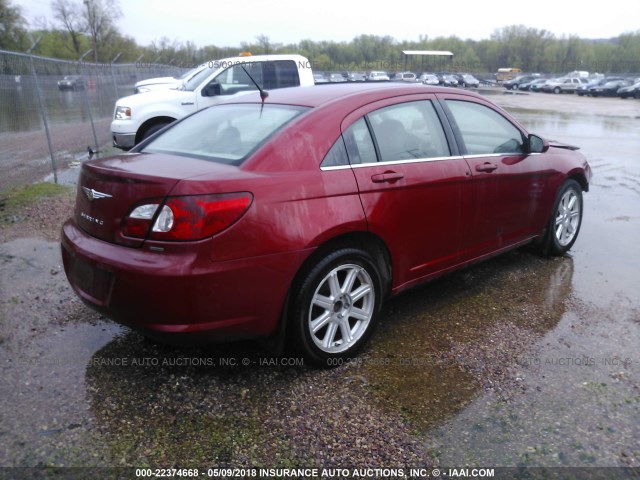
[[0, 107, 639, 469]]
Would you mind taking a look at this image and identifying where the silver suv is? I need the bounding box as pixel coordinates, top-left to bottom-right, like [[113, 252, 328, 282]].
[[542, 77, 587, 94]]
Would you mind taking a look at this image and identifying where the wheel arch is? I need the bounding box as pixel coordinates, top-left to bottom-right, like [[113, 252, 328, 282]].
[[293, 231, 393, 300], [569, 171, 589, 193], [135, 116, 176, 144]]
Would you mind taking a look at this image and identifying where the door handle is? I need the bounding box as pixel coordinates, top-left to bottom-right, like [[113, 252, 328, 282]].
[[475, 162, 498, 173], [371, 172, 404, 183]]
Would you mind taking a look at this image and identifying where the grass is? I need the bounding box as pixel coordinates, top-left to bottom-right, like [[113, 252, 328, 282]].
[[0, 182, 74, 224], [2, 182, 74, 209]]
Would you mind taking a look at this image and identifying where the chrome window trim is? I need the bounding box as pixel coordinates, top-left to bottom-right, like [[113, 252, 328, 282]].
[[320, 155, 465, 171], [462, 152, 524, 159]]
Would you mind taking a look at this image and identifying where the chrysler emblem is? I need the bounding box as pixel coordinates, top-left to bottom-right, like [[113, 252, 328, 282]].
[[82, 187, 112, 202]]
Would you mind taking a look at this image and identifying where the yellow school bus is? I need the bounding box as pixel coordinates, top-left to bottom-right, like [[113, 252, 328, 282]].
[[496, 68, 522, 82]]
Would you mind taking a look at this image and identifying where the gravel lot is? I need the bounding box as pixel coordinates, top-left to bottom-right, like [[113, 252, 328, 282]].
[[0, 90, 639, 477]]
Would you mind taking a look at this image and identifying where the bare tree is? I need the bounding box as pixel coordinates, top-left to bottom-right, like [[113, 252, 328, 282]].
[[50, 0, 121, 61], [255, 34, 272, 54], [82, 0, 121, 63], [51, 0, 83, 57]]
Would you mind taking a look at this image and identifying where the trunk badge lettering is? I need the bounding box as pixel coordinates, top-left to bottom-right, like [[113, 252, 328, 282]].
[[82, 187, 112, 202], [80, 212, 104, 225]]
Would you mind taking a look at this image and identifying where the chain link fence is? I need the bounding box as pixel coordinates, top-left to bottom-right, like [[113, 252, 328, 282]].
[[0, 50, 185, 193]]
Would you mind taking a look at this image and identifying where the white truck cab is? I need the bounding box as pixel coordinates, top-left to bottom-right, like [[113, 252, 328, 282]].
[[111, 54, 314, 150]]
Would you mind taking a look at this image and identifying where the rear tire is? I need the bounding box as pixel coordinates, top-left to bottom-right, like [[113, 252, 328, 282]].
[[289, 248, 383, 367], [543, 180, 583, 256]]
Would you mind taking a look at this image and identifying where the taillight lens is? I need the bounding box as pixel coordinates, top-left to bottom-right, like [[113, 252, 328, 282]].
[[122, 193, 252, 241]]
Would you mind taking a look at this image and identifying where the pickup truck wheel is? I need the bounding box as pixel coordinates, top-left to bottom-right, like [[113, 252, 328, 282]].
[[141, 122, 170, 142], [289, 248, 383, 367]]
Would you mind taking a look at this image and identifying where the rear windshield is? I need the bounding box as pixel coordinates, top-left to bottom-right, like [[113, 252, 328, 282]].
[[141, 104, 309, 165]]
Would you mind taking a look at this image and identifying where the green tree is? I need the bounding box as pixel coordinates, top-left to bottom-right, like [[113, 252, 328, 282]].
[[0, 0, 28, 51], [612, 31, 640, 72], [30, 28, 90, 60]]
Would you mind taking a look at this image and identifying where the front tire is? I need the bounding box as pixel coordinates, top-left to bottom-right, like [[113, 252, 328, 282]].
[[289, 248, 383, 367], [544, 180, 583, 255], [140, 122, 170, 142]]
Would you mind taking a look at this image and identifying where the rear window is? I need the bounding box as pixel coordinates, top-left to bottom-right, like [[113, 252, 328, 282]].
[[141, 104, 308, 165], [181, 60, 300, 93]]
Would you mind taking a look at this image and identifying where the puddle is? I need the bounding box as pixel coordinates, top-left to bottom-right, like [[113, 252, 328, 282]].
[[361, 251, 574, 431]]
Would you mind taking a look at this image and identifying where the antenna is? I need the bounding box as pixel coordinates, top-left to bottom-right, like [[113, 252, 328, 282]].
[[240, 63, 269, 103]]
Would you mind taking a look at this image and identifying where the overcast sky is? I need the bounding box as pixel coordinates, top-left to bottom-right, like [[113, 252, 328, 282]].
[[14, 0, 640, 48]]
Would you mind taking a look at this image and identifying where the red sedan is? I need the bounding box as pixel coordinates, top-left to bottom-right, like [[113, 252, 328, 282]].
[[61, 83, 591, 366]]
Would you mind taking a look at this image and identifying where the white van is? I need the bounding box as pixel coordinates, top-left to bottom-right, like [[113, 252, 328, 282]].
[[111, 54, 314, 149]]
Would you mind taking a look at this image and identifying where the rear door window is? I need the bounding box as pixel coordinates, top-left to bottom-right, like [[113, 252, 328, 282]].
[[366, 101, 450, 162]]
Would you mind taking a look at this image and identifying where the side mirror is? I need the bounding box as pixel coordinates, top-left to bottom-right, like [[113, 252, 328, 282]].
[[202, 82, 221, 97], [528, 134, 549, 154]]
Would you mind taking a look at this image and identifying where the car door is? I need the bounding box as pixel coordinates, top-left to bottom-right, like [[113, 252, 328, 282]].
[[438, 94, 550, 258], [339, 96, 473, 291]]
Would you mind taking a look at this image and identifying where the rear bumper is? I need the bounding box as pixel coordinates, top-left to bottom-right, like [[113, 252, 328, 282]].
[[61, 219, 309, 343]]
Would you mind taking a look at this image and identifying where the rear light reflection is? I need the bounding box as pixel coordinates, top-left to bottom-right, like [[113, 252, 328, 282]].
[[122, 193, 252, 241]]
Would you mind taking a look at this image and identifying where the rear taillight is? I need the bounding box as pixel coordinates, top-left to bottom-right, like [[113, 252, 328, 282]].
[[122, 193, 252, 241]]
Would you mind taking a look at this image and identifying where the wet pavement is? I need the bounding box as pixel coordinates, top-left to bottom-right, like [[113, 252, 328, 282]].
[[1, 95, 639, 473]]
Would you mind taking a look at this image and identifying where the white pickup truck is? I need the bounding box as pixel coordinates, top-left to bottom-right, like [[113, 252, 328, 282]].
[[111, 54, 314, 150], [133, 64, 207, 94]]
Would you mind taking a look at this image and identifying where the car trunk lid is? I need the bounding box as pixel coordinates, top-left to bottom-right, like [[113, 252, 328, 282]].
[[75, 153, 222, 247]]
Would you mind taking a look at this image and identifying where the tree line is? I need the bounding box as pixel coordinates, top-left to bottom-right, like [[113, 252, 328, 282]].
[[2, 0, 639, 74]]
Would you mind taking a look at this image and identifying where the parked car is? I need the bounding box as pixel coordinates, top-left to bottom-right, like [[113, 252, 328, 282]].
[[313, 73, 329, 84], [576, 78, 608, 96], [590, 79, 633, 97], [617, 81, 640, 99], [460, 74, 480, 88], [542, 77, 587, 94], [329, 73, 347, 83], [393, 72, 417, 82], [519, 78, 547, 91], [440, 74, 459, 87], [419, 73, 440, 85], [503, 75, 538, 91], [347, 72, 367, 82], [530, 79, 550, 92], [62, 83, 591, 366], [367, 71, 390, 81], [57, 75, 86, 91]]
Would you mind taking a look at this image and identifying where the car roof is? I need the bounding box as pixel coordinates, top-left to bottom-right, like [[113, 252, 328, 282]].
[[228, 83, 477, 109]]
